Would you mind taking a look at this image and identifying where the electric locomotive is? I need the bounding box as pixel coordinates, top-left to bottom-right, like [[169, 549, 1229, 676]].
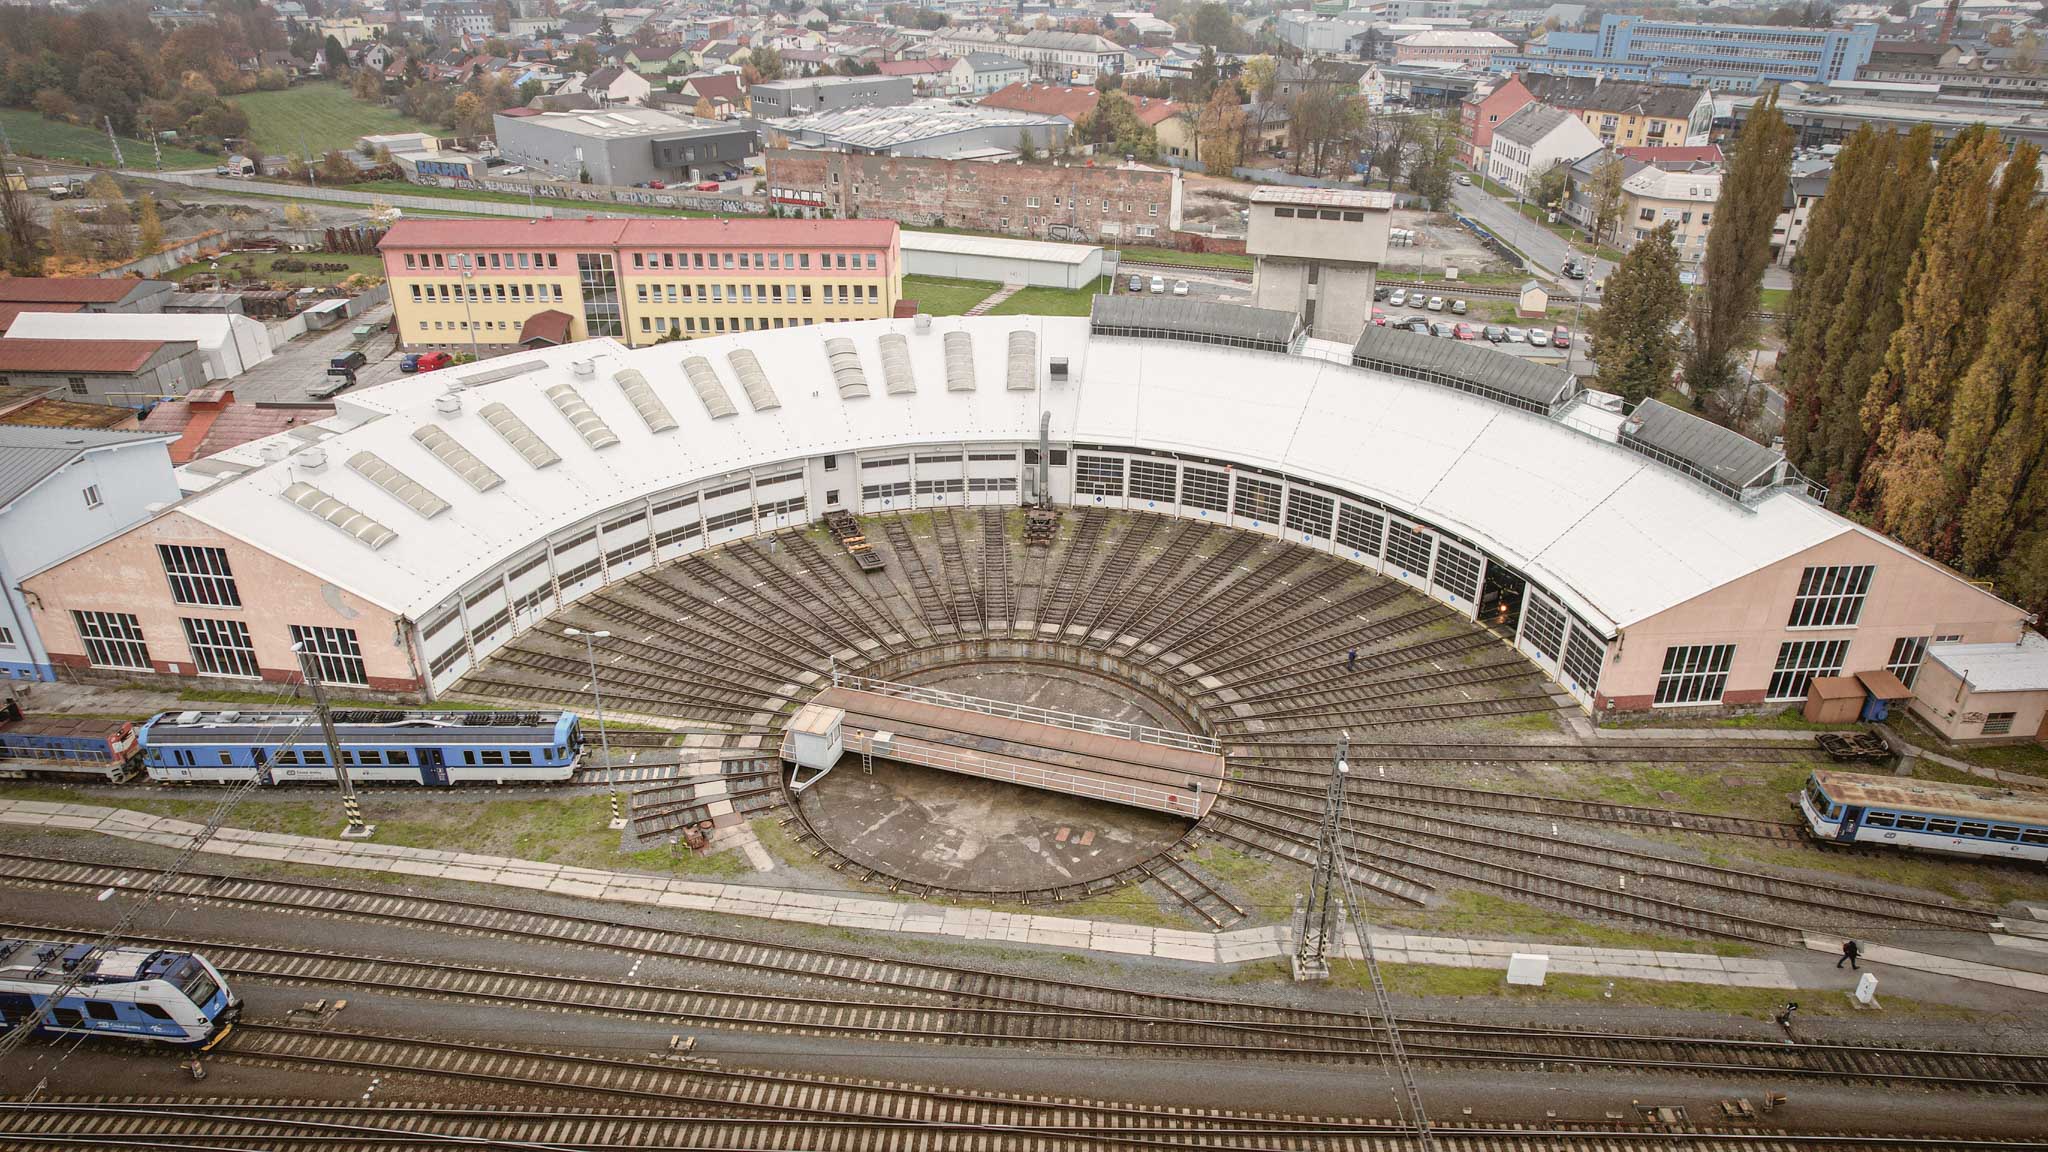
[[0, 939, 239, 1048]]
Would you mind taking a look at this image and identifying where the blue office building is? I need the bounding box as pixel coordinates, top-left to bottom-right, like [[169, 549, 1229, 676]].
[[1492, 15, 1878, 92]]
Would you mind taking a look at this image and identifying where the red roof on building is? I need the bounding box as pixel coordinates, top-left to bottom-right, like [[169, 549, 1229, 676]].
[[137, 390, 335, 465], [1127, 95, 1184, 127], [1617, 145, 1723, 165], [381, 216, 899, 250], [518, 309, 574, 346], [498, 106, 541, 117], [0, 338, 170, 373], [0, 278, 143, 304], [0, 302, 84, 333], [981, 82, 1101, 122]]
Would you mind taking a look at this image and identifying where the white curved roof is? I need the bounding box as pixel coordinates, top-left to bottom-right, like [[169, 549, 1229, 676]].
[[174, 315, 1865, 635]]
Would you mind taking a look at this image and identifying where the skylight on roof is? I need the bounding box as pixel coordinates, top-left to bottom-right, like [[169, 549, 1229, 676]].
[[613, 368, 677, 433], [347, 450, 452, 519], [479, 402, 562, 469], [683, 356, 737, 419], [411, 424, 504, 492], [281, 482, 397, 549], [727, 350, 780, 412], [1006, 329, 1037, 392], [823, 337, 869, 400], [943, 330, 976, 392], [877, 333, 915, 395], [544, 382, 620, 450]]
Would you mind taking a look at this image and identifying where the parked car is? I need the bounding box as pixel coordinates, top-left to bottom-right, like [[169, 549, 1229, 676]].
[[1552, 326, 1572, 348], [694, 180, 720, 191], [647, 180, 666, 189], [1562, 260, 1586, 280], [498, 165, 526, 176], [1149, 275, 1166, 293], [1450, 299, 1467, 315], [399, 353, 421, 373], [1504, 327, 1525, 343], [1455, 174, 1473, 186], [1482, 325, 1505, 342], [1172, 279, 1189, 296], [1128, 274, 1144, 292], [1371, 308, 1388, 326], [1527, 327, 1549, 345], [415, 351, 453, 372], [1405, 317, 1431, 334], [1426, 295, 1445, 311], [1430, 321, 1457, 338], [1454, 323, 1477, 340], [1388, 289, 1407, 307], [329, 351, 367, 374], [1373, 285, 1390, 301]]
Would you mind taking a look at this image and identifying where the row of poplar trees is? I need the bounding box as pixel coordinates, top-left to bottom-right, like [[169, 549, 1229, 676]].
[[1780, 122, 2048, 618]]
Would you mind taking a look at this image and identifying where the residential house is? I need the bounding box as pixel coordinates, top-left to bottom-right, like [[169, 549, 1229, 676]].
[[625, 44, 688, 74], [1459, 75, 1535, 167], [1485, 101, 1602, 194], [955, 52, 1029, 94], [1775, 154, 1833, 267], [1525, 75, 1714, 148], [585, 64, 654, 106], [1621, 164, 1720, 265], [877, 57, 956, 94]]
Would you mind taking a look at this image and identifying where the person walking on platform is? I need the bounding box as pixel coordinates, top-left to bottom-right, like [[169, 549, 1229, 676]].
[[1838, 940, 1860, 970]]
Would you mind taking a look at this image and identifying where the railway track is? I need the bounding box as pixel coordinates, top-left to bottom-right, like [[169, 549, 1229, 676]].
[[977, 507, 1015, 630], [929, 508, 984, 627], [881, 518, 956, 633], [15, 1100, 2048, 1152], [8, 913, 2045, 1091]]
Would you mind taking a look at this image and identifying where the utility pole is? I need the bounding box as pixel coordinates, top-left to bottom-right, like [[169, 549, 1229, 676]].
[[103, 117, 125, 169], [1292, 734, 1347, 981], [294, 641, 373, 838], [567, 627, 623, 829]]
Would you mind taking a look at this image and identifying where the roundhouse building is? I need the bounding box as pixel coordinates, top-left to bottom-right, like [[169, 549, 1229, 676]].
[[18, 303, 2027, 713]]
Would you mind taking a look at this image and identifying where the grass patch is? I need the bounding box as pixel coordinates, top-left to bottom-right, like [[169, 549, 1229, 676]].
[[1112, 245, 1252, 271], [1193, 843, 1303, 923], [902, 274, 1001, 316], [1889, 711, 2048, 779], [166, 250, 386, 288], [1599, 705, 1855, 732], [1581, 762, 1813, 822], [1709, 835, 2048, 906], [986, 285, 1099, 317], [0, 107, 217, 169], [1370, 891, 1754, 956], [1758, 288, 1791, 313], [233, 83, 438, 156]]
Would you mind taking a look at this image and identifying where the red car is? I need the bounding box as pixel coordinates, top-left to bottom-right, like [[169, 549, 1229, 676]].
[[694, 180, 720, 191], [1453, 323, 1478, 340], [1552, 326, 1573, 348], [647, 180, 666, 189], [414, 351, 453, 372], [1371, 307, 1388, 326]]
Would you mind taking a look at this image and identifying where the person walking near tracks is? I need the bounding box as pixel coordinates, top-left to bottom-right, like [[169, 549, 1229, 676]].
[[1346, 648, 1357, 671], [1838, 940, 1861, 970]]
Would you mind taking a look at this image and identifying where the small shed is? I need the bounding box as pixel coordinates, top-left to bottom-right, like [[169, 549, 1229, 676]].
[[1853, 669, 1914, 723], [1517, 279, 1549, 318], [1910, 633, 2048, 745], [1803, 676, 1864, 725]]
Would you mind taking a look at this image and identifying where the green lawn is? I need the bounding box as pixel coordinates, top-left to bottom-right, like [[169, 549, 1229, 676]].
[[1759, 287, 1791, 313], [902, 274, 1000, 316], [986, 284, 1100, 316], [165, 250, 386, 288], [0, 107, 216, 169], [233, 83, 439, 157], [1112, 245, 1252, 271]]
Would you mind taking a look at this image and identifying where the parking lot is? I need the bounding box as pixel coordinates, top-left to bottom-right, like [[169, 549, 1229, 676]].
[[229, 303, 409, 404]]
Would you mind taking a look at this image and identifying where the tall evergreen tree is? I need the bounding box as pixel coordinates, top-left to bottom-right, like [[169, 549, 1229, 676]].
[[1590, 221, 1685, 405], [1858, 126, 2039, 551], [1684, 91, 1794, 401], [1779, 125, 1936, 504]]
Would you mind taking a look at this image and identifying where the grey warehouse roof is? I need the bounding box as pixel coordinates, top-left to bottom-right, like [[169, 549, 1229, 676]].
[[1493, 103, 1578, 147], [0, 425, 174, 510], [1622, 398, 1783, 491], [1091, 295, 1302, 349], [1351, 327, 1577, 413]]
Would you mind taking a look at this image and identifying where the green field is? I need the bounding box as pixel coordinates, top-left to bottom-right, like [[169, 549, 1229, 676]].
[[166, 250, 386, 288], [1112, 244, 1251, 271], [902, 274, 1000, 316], [233, 83, 439, 157], [1759, 287, 1791, 313], [0, 107, 216, 169], [986, 284, 1100, 316]]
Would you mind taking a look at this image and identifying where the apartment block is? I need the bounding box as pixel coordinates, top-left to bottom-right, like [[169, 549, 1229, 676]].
[[379, 217, 902, 351]]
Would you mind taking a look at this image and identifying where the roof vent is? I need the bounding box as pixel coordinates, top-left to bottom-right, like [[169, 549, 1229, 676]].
[[260, 442, 289, 463], [569, 358, 596, 378], [1049, 356, 1069, 381], [297, 447, 328, 469], [434, 393, 462, 414], [914, 313, 932, 334]]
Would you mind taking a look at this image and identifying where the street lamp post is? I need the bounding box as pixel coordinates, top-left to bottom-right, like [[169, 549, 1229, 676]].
[[459, 268, 483, 361], [566, 627, 623, 829]]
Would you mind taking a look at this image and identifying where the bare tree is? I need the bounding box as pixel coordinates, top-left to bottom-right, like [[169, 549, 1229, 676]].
[[0, 176, 42, 276]]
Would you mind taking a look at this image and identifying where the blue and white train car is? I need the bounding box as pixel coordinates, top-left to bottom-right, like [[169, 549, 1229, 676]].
[[0, 940, 239, 1048], [1800, 768, 2048, 864], [139, 708, 581, 786]]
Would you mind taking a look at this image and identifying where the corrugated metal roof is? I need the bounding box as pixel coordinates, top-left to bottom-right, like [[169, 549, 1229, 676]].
[[1622, 398, 1781, 490], [0, 425, 173, 509], [1351, 327, 1577, 411], [1089, 296, 1301, 347]]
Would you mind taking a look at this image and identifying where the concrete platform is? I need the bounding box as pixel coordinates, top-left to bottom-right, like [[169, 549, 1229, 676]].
[[814, 685, 1226, 820]]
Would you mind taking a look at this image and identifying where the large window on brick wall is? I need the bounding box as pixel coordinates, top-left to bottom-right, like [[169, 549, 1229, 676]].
[[182, 618, 259, 679], [1654, 643, 1735, 705], [74, 611, 150, 670], [1768, 638, 1850, 701], [158, 545, 241, 607], [290, 625, 368, 687]]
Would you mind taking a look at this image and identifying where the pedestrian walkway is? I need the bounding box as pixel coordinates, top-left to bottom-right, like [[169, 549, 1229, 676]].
[[0, 797, 1844, 991], [964, 283, 1026, 316], [1804, 934, 2048, 995]]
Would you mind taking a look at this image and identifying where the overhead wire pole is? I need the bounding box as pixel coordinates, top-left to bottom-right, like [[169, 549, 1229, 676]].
[[1293, 734, 1348, 981], [293, 640, 372, 838]]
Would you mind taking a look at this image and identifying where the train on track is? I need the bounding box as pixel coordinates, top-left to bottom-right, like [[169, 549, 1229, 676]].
[[1800, 768, 2048, 864], [0, 702, 142, 783], [138, 707, 582, 785], [0, 939, 238, 1048]]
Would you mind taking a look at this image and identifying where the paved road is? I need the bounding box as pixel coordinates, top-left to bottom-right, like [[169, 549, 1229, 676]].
[[230, 303, 405, 404]]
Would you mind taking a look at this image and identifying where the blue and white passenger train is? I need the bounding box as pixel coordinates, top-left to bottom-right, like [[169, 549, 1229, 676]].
[[1800, 768, 2048, 864], [139, 708, 582, 785], [0, 940, 239, 1047]]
